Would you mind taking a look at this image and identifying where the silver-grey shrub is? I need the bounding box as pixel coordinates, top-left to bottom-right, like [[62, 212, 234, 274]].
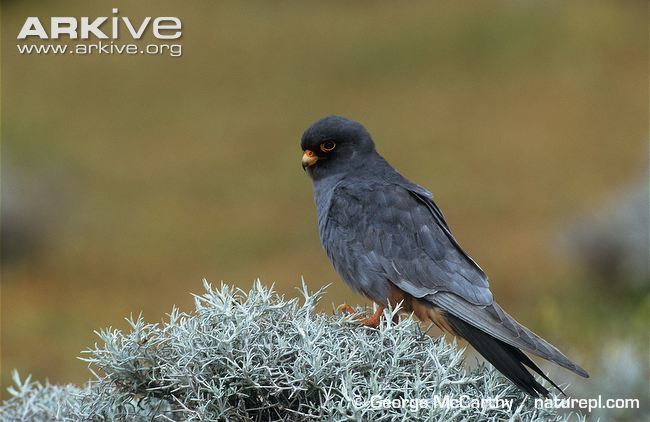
[[2, 281, 583, 421]]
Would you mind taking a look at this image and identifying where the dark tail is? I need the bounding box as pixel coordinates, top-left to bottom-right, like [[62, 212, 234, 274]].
[[444, 313, 565, 398]]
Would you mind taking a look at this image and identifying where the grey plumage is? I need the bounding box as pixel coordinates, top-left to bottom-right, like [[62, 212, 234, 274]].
[[301, 115, 589, 397]]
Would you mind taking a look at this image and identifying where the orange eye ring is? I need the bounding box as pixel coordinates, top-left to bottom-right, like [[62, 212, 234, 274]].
[[320, 141, 336, 152]]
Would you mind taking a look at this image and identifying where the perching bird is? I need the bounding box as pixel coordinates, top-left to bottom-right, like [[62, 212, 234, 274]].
[[300, 115, 589, 398]]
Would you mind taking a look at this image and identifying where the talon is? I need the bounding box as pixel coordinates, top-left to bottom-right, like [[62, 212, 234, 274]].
[[336, 303, 392, 329], [336, 303, 358, 315], [359, 305, 384, 328], [359, 314, 381, 328]]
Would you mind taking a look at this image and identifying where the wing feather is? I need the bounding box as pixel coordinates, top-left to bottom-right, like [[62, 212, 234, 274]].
[[320, 181, 492, 306]]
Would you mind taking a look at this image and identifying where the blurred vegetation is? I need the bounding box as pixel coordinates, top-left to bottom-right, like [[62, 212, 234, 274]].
[[1, 0, 647, 412]]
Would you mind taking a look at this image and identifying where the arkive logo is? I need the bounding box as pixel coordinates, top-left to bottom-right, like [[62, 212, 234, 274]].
[[16, 8, 183, 57], [17, 8, 181, 40]]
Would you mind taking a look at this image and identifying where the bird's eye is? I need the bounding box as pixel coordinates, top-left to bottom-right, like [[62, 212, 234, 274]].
[[320, 141, 336, 152]]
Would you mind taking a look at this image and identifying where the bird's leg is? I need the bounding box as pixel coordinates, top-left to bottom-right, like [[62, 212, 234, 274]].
[[336, 303, 358, 316], [359, 304, 385, 328], [336, 303, 386, 328]]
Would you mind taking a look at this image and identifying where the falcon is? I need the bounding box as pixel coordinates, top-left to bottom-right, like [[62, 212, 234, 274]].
[[300, 115, 588, 398]]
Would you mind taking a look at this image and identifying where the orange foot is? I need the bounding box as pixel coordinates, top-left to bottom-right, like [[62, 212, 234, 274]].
[[336, 303, 385, 328]]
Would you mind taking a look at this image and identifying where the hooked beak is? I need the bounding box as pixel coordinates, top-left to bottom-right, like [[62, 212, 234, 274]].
[[302, 150, 319, 170]]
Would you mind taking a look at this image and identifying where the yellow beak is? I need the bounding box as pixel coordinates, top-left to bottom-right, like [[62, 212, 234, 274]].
[[302, 150, 319, 169]]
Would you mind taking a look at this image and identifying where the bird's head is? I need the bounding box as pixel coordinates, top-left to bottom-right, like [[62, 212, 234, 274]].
[[300, 115, 376, 179]]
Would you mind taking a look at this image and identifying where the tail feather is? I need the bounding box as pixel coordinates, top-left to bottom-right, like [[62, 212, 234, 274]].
[[430, 292, 589, 378], [444, 312, 564, 398]]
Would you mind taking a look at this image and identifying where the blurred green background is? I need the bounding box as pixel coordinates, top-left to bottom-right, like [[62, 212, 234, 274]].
[[2, 0, 648, 412]]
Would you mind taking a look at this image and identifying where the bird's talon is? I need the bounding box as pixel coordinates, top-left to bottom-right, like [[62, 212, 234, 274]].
[[336, 303, 358, 315], [336, 303, 384, 328], [359, 315, 381, 328]]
